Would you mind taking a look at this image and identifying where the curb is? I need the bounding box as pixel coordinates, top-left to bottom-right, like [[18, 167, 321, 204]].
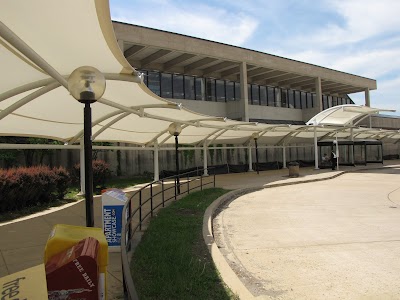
[[203, 165, 399, 299]]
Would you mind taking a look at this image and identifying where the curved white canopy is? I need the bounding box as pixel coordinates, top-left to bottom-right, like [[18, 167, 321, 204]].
[[0, 1, 399, 147]]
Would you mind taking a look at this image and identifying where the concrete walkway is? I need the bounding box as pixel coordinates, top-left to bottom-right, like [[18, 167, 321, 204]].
[[213, 162, 400, 299], [0, 161, 399, 299]]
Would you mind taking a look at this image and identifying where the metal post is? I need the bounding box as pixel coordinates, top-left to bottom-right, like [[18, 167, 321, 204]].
[[150, 183, 153, 217], [350, 127, 354, 166], [139, 190, 142, 230], [79, 138, 85, 195], [175, 135, 180, 194], [162, 180, 165, 207], [335, 133, 339, 170], [187, 173, 189, 195], [254, 138, 259, 175], [84, 103, 94, 227]]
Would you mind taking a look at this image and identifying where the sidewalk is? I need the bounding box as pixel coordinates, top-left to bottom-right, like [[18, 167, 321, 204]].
[[0, 160, 399, 299]]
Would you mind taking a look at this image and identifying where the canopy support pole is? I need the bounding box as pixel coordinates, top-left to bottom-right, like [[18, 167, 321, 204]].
[[254, 138, 259, 175], [248, 146, 253, 171], [314, 126, 319, 169], [154, 141, 159, 181], [336, 133, 339, 170], [79, 138, 85, 195], [282, 145, 287, 168], [350, 127, 355, 165], [203, 145, 209, 176]]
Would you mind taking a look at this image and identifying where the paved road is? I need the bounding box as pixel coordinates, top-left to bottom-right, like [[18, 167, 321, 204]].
[[214, 167, 400, 299]]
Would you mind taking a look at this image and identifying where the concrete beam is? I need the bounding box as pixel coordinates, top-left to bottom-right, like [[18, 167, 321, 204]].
[[279, 76, 313, 86], [140, 49, 171, 68], [221, 66, 240, 77], [203, 61, 237, 76], [251, 70, 286, 82], [265, 74, 301, 85], [184, 57, 217, 73], [164, 53, 196, 70], [124, 45, 146, 60], [247, 67, 273, 77]]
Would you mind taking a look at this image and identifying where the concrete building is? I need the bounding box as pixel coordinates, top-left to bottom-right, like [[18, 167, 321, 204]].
[[113, 21, 377, 126]]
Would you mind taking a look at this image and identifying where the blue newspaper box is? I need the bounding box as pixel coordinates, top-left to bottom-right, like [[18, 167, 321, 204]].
[[101, 189, 127, 252]]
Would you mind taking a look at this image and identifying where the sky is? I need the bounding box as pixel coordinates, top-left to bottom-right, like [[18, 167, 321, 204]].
[[110, 0, 400, 116]]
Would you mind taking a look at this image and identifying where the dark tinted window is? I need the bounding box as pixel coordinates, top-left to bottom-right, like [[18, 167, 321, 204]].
[[216, 80, 226, 102], [184, 76, 195, 100], [206, 78, 216, 101], [195, 77, 205, 100], [161, 73, 172, 98], [226, 81, 235, 101], [251, 84, 260, 105], [260, 86, 267, 106], [148, 71, 160, 96], [268, 87, 275, 106]]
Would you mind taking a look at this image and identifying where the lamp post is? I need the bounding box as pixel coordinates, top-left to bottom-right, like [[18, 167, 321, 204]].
[[68, 66, 106, 227], [252, 133, 260, 174], [168, 123, 182, 194]]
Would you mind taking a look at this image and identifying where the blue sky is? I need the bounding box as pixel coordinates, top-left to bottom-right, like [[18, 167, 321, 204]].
[[110, 0, 400, 115]]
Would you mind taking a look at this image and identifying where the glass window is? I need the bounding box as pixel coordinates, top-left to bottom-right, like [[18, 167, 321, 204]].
[[184, 76, 195, 100], [206, 78, 216, 101], [226, 81, 235, 101], [173, 74, 184, 99], [148, 71, 160, 96], [161, 73, 172, 98], [216, 80, 226, 102], [268, 87, 275, 106], [281, 89, 288, 108], [294, 91, 301, 108], [251, 84, 260, 105], [195, 77, 205, 100], [260, 86, 267, 106], [306, 93, 312, 108], [247, 84, 251, 104], [288, 90, 295, 108], [323, 95, 328, 109], [138, 70, 148, 85], [274, 88, 281, 107], [234, 82, 241, 100], [312, 93, 317, 108], [332, 96, 338, 107], [301, 92, 307, 109]]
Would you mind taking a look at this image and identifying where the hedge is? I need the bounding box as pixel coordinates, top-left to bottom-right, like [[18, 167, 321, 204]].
[[0, 166, 71, 213], [72, 160, 112, 189]]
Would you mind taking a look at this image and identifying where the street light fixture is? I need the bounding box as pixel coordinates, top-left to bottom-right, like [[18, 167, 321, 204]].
[[68, 66, 106, 227], [168, 123, 182, 194], [252, 133, 260, 174]]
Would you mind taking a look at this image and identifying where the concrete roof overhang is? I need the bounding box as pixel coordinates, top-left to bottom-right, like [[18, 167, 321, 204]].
[[113, 22, 377, 96]]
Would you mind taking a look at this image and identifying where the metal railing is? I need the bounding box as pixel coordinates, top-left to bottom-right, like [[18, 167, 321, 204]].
[[121, 169, 216, 299]]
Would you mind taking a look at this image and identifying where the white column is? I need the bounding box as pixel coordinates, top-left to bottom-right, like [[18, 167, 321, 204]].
[[248, 146, 253, 171], [350, 127, 354, 165], [79, 138, 85, 195], [315, 77, 323, 112], [314, 126, 319, 169], [153, 141, 159, 181], [240, 62, 249, 121], [282, 145, 287, 168], [365, 87, 370, 107], [335, 133, 339, 170], [203, 145, 209, 176]]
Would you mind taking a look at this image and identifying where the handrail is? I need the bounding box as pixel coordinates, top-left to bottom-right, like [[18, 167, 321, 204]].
[[121, 168, 216, 299]]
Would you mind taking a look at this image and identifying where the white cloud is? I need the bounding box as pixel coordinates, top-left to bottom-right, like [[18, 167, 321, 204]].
[[111, 1, 258, 46]]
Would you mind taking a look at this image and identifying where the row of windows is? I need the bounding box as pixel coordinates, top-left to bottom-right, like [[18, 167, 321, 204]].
[[139, 70, 353, 110]]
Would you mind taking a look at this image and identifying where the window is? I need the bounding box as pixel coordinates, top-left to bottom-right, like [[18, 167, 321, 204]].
[[216, 80, 226, 102], [294, 91, 301, 108], [268, 87, 275, 106], [247, 84, 251, 104], [137, 70, 148, 85], [173, 74, 184, 99], [332, 96, 338, 107], [226, 81, 235, 101], [275, 88, 281, 107], [288, 90, 295, 108], [301, 92, 307, 109], [195, 77, 205, 100], [161, 73, 172, 98], [306, 93, 313, 108], [323, 95, 328, 109], [251, 84, 260, 105], [260, 86, 267, 106], [184, 76, 195, 100], [206, 78, 216, 101], [148, 71, 160, 96], [234, 82, 241, 100], [281, 89, 288, 108]]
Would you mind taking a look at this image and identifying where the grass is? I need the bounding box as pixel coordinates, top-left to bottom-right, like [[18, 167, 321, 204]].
[[0, 175, 152, 223], [130, 188, 238, 300]]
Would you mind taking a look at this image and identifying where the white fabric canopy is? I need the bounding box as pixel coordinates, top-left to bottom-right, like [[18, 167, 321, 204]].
[[0, 0, 398, 147]]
